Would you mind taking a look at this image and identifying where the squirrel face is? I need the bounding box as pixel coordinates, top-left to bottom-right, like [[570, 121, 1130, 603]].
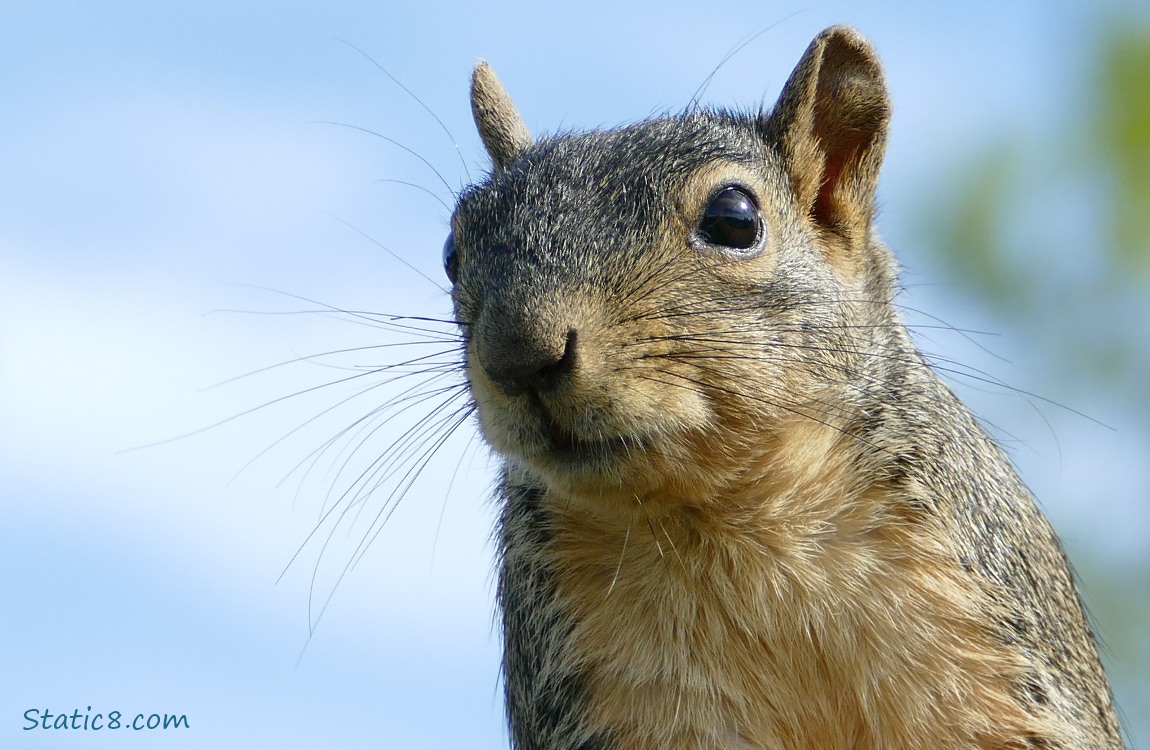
[[450, 29, 895, 507]]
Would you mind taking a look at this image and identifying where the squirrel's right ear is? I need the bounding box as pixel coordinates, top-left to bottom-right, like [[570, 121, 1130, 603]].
[[471, 61, 532, 169], [764, 26, 890, 240]]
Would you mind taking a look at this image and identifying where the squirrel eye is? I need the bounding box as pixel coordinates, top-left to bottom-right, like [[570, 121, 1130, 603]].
[[442, 232, 458, 284], [697, 187, 762, 251]]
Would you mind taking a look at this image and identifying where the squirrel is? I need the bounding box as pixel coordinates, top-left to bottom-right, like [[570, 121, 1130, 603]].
[[439, 25, 1124, 750]]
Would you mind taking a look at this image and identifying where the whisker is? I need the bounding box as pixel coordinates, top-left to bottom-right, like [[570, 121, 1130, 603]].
[[375, 177, 452, 212], [310, 119, 457, 197], [327, 214, 449, 294], [336, 38, 472, 185], [213, 284, 463, 330], [606, 515, 632, 599], [203, 341, 455, 390], [304, 402, 476, 633], [687, 12, 805, 109]]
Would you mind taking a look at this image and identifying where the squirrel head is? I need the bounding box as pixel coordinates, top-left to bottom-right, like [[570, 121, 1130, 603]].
[[448, 27, 897, 506]]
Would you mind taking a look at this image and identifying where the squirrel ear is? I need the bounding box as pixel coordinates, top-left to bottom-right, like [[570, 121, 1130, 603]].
[[471, 61, 532, 169], [765, 26, 890, 236]]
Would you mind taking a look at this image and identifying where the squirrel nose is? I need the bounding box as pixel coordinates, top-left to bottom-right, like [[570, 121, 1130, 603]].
[[482, 328, 580, 395]]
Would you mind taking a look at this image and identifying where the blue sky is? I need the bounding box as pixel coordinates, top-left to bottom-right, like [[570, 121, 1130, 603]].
[[2, 2, 1146, 748]]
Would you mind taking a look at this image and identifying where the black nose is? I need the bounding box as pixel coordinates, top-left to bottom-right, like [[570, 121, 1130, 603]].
[[483, 328, 579, 395]]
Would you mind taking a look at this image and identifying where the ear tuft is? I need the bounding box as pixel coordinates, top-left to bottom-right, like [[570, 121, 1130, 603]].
[[471, 61, 532, 169], [767, 26, 890, 236]]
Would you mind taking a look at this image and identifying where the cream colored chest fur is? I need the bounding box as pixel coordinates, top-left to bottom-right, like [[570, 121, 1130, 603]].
[[539, 422, 1047, 750]]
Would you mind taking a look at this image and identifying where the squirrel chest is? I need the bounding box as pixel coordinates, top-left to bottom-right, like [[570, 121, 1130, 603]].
[[502, 417, 1039, 750], [446, 25, 1123, 750]]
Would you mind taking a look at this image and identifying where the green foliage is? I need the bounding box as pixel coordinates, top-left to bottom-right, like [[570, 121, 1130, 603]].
[[924, 142, 1030, 311], [1098, 23, 1150, 277]]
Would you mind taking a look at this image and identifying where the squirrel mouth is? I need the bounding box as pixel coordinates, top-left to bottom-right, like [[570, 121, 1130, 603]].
[[547, 421, 622, 459], [549, 421, 578, 450]]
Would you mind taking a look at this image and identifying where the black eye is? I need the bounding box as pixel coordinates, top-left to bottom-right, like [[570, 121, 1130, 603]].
[[442, 232, 458, 283], [697, 186, 762, 251]]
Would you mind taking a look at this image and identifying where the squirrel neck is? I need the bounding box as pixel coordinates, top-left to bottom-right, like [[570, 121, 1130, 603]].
[[502, 359, 1050, 749]]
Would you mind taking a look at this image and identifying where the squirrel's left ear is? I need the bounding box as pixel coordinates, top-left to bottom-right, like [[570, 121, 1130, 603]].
[[764, 26, 890, 238], [471, 61, 532, 169]]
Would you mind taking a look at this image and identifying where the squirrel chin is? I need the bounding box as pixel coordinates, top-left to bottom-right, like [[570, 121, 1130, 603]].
[[512, 426, 659, 494], [513, 426, 747, 510]]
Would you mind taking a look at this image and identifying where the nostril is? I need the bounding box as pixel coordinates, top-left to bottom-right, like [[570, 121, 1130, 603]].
[[538, 329, 578, 383], [483, 328, 580, 395]]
